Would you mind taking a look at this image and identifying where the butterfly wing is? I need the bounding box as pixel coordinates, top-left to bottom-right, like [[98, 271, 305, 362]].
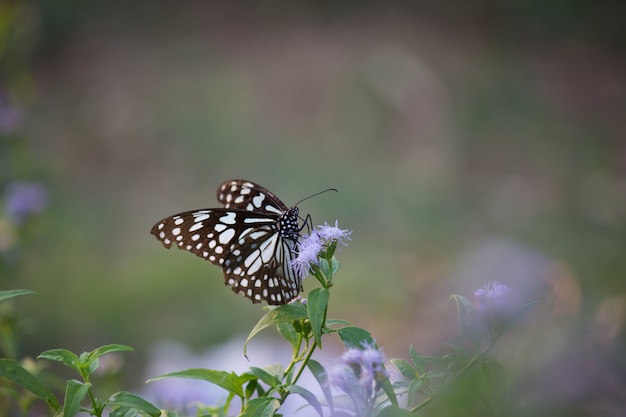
[[216, 179, 289, 213]]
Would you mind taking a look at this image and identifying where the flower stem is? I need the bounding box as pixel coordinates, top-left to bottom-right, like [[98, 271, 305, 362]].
[[292, 342, 317, 385], [283, 333, 304, 381]]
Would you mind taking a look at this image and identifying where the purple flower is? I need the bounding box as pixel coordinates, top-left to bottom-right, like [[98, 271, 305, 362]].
[[5, 181, 49, 225], [317, 220, 352, 246], [327, 343, 388, 415], [475, 281, 511, 306], [475, 281, 513, 329], [0, 97, 24, 136], [290, 221, 351, 280], [290, 231, 323, 279]]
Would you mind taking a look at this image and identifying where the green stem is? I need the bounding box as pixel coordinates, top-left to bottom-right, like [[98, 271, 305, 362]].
[[279, 339, 316, 404], [283, 333, 304, 381], [87, 388, 101, 417], [291, 341, 316, 385]]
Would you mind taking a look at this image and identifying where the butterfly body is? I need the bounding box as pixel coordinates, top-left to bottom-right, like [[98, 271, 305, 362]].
[[151, 180, 303, 305]]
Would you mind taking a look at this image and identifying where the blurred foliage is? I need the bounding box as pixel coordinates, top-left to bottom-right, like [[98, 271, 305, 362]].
[[1, 1, 625, 415]]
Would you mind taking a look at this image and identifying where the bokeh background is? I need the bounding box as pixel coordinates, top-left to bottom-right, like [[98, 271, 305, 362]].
[[2, 1, 626, 415]]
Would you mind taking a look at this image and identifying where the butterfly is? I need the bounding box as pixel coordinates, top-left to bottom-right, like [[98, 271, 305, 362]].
[[150, 179, 306, 305]]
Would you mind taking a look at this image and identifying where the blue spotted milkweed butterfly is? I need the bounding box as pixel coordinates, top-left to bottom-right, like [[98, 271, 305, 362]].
[[150, 180, 305, 305]]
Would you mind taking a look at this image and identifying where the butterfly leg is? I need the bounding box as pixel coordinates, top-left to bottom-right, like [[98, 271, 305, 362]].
[[299, 213, 313, 234]]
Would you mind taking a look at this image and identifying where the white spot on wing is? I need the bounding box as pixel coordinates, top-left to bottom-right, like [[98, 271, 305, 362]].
[[260, 234, 278, 263], [195, 214, 210, 222], [264, 205, 283, 214], [244, 253, 263, 274], [249, 231, 268, 240], [219, 212, 237, 224], [243, 217, 272, 224], [219, 228, 235, 244], [252, 194, 265, 208]]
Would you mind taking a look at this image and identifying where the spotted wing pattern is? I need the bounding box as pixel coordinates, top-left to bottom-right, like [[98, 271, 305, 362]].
[[150, 180, 302, 305]]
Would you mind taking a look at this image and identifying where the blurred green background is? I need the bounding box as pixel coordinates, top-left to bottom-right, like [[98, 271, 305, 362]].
[[2, 1, 626, 414]]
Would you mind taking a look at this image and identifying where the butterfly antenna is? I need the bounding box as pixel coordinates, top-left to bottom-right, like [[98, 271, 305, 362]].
[[293, 188, 338, 207]]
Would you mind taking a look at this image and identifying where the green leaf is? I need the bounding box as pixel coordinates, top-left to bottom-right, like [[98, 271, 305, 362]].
[[325, 319, 351, 329], [409, 345, 426, 374], [0, 289, 38, 303], [147, 368, 244, 398], [109, 407, 139, 417], [108, 391, 161, 417], [336, 326, 374, 349], [62, 379, 90, 417], [380, 377, 398, 407], [248, 367, 281, 388], [376, 404, 416, 417], [237, 372, 260, 400], [38, 349, 80, 373], [276, 322, 299, 350], [307, 359, 333, 412], [390, 358, 415, 380], [245, 379, 259, 400], [307, 288, 329, 348], [318, 256, 340, 281], [319, 258, 331, 279], [407, 378, 423, 406], [244, 303, 308, 354], [0, 359, 60, 410], [450, 294, 484, 338], [285, 384, 323, 417], [87, 344, 134, 362], [88, 358, 101, 377], [241, 397, 280, 417], [330, 257, 340, 275]]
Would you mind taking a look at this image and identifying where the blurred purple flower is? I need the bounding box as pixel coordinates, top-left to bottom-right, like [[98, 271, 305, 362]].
[[5, 181, 49, 225], [327, 343, 388, 415], [475, 281, 513, 329], [0, 97, 24, 136], [317, 220, 352, 246], [290, 231, 323, 279]]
